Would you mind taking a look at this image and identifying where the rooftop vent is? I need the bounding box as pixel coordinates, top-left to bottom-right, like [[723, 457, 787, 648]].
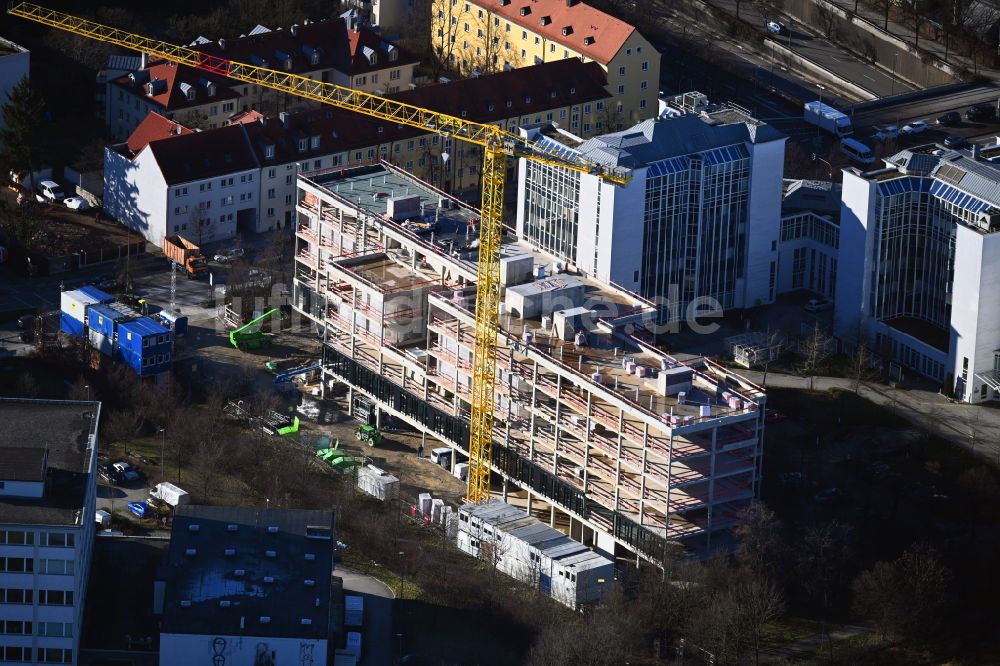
[[260, 616, 271, 624], [304, 579, 316, 586], [264, 576, 275, 583], [267, 526, 279, 534], [185, 548, 197, 556], [304, 553, 316, 561], [227, 524, 239, 532], [234, 569, 246, 577], [224, 548, 237, 557], [220, 600, 231, 608], [188, 524, 200, 532], [180, 600, 192, 608], [265, 550, 277, 558]]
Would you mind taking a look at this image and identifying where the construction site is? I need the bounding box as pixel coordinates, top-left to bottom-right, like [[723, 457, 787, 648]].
[[293, 161, 767, 563]]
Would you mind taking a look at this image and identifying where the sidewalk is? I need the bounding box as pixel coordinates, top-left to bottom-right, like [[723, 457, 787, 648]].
[[743, 369, 1000, 463], [762, 624, 871, 662], [825, 0, 1000, 78]]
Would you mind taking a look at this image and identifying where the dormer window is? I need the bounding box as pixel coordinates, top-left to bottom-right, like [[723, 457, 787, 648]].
[[520, 7, 530, 16], [179, 82, 195, 101], [540, 16, 551, 26], [505, 98, 513, 108], [488, 103, 495, 111], [310, 135, 320, 149], [303, 45, 321, 66], [500, 0, 510, 5], [363, 46, 378, 65], [386, 44, 399, 62], [570, 86, 576, 94], [524, 95, 532, 103], [297, 138, 307, 153], [264, 144, 275, 159], [562, 26, 573, 36], [583, 36, 595, 46], [550, 89, 557, 98]]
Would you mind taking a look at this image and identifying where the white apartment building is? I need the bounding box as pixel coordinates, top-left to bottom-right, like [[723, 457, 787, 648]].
[[0, 399, 101, 666], [292, 161, 766, 562], [104, 116, 260, 246], [516, 106, 786, 322], [836, 143, 1000, 402]]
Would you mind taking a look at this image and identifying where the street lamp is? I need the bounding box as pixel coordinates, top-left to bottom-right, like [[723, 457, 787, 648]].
[[890, 52, 898, 97], [815, 83, 826, 146], [158, 428, 166, 483], [84, 384, 90, 402]]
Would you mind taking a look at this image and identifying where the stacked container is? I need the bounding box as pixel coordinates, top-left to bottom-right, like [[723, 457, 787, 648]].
[[87, 302, 138, 357], [60, 286, 113, 336]]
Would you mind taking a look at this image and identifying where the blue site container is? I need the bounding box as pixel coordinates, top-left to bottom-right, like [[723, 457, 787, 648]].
[[115, 317, 173, 376], [156, 310, 188, 336], [87, 303, 135, 338]]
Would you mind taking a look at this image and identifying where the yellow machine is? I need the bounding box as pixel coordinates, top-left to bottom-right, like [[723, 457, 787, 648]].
[[8, 2, 630, 502]]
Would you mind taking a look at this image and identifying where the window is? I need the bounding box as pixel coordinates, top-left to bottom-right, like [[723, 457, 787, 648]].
[[240, 193, 251, 202], [596, 101, 604, 111], [640, 80, 648, 90], [242, 173, 253, 182], [285, 194, 293, 205], [223, 101, 235, 112], [0, 531, 34, 545], [522, 30, 527, 39], [265, 145, 275, 159], [0, 557, 32, 573], [268, 168, 276, 178], [267, 188, 276, 200], [2, 647, 32, 662], [174, 187, 188, 197], [618, 85, 625, 95], [38, 532, 74, 548], [199, 182, 212, 192], [618, 66, 625, 76], [464, 22, 469, 32], [584, 103, 591, 114], [0, 589, 32, 604], [39, 648, 72, 664], [534, 36, 540, 44], [286, 174, 294, 185], [222, 195, 233, 206], [313, 159, 322, 169], [390, 69, 400, 80], [220, 177, 234, 187], [37, 623, 72, 638], [267, 207, 275, 217], [626, 48, 632, 56], [199, 200, 211, 210], [0, 621, 32, 635], [641, 61, 649, 71]]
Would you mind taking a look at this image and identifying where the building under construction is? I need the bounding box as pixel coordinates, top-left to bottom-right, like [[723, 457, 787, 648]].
[[292, 161, 766, 563]]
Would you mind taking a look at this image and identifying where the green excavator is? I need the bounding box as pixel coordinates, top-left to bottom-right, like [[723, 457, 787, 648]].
[[229, 305, 291, 350]]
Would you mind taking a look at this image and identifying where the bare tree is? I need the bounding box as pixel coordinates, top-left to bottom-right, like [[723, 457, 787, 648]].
[[850, 339, 881, 393], [734, 501, 785, 583], [733, 576, 786, 666], [816, 5, 839, 40], [796, 521, 855, 652], [799, 322, 834, 390]]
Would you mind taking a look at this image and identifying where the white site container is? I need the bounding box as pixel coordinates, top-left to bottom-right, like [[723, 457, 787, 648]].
[[453, 462, 469, 481], [430, 498, 445, 523], [344, 595, 363, 627], [418, 493, 432, 516]]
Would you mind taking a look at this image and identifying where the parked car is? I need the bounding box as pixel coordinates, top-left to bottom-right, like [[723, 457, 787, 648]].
[[766, 20, 785, 34], [63, 196, 90, 211], [804, 298, 833, 312], [127, 501, 152, 518], [112, 461, 140, 482], [943, 135, 968, 148], [213, 248, 246, 263], [901, 120, 928, 135], [872, 125, 899, 141], [966, 105, 996, 122], [35, 180, 65, 202], [936, 111, 961, 126]]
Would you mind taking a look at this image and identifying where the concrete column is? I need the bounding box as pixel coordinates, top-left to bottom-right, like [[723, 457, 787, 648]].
[[552, 373, 562, 474], [528, 360, 539, 462], [502, 477, 508, 502], [549, 503, 556, 528], [639, 422, 649, 522]]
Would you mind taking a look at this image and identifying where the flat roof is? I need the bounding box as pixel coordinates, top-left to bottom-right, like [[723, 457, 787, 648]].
[[884, 316, 950, 353], [0, 447, 46, 482], [118, 316, 169, 337], [0, 399, 99, 526], [161, 505, 336, 639]]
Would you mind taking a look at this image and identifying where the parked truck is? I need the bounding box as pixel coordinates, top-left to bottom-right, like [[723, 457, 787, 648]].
[[149, 481, 190, 508], [163, 235, 209, 279], [803, 101, 853, 138]]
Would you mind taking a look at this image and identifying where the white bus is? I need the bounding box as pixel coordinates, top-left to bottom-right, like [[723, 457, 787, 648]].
[[840, 137, 875, 165]]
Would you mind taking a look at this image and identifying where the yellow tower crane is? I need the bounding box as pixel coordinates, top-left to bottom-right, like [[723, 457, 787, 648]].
[[9, 2, 630, 503]]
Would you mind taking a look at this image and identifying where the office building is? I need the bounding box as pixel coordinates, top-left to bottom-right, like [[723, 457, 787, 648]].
[[836, 143, 1000, 402], [777, 179, 841, 300], [292, 161, 766, 562], [0, 399, 102, 666], [515, 102, 786, 321]]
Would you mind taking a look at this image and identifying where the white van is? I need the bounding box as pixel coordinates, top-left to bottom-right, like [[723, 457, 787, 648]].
[[36, 180, 65, 201], [840, 138, 875, 165]]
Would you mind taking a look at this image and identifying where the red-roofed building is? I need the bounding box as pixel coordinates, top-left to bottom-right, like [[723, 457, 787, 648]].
[[432, 0, 659, 129], [106, 19, 418, 140], [122, 111, 192, 158]]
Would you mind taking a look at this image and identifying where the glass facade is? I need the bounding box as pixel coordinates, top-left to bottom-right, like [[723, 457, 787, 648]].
[[522, 160, 581, 261]]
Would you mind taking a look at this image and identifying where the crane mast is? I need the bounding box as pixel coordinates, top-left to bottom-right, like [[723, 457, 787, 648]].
[[9, 2, 629, 503]]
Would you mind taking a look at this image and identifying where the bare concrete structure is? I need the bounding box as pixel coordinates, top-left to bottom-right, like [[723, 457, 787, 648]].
[[292, 162, 767, 562]]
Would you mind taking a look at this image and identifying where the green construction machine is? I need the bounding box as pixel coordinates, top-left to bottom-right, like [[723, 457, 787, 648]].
[[229, 306, 290, 350], [355, 424, 382, 447], [316, 440, 363, 474]]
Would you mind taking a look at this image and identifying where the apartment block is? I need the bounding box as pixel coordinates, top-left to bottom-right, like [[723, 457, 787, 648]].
[[0, 399, 101, 666], [515, 104, 786, 321], [292, 161, 766, 562], [432, 0, 659, 128], [107, 19, 418, 139], [836, 143, 1000, 402]]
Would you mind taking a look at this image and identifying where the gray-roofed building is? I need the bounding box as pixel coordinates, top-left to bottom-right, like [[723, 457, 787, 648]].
[[836, 141, 1000, 403], [516, 102, 787, 320], [457, 500, 613, 610], [159, 505, 340, 666], [0, 398, 102, 666]]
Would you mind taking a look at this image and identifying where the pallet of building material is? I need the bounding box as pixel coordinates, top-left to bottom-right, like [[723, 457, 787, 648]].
[[431, 498, 445, 523], [356, 465, 399, 501]]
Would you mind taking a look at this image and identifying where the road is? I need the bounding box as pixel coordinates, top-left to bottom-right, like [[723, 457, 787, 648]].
[[708, 0, 913, 99], [336, 567, 395, 666]]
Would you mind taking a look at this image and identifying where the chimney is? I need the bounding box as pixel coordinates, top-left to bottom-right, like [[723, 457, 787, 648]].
[[279, 111, 290, 129], [140, 52, 148, 69]]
